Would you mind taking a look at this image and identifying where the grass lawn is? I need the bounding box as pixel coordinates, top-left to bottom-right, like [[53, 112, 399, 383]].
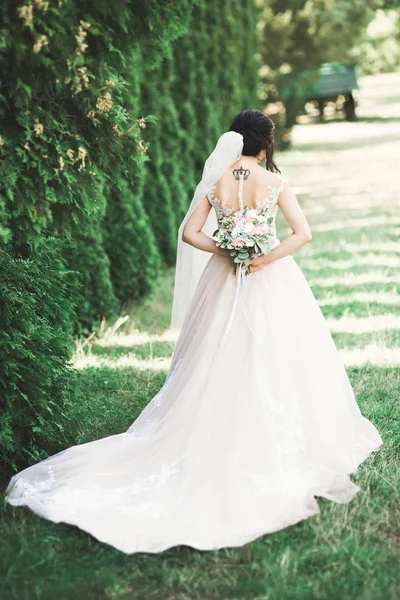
[[1, 72, 400, 600]]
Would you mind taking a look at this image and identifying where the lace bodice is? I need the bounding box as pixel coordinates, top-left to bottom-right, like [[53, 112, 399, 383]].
[[207, 172, 286, 240]]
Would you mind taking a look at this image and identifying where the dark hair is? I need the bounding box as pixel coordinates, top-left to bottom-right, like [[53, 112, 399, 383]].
[[228, 109, 280, 173]]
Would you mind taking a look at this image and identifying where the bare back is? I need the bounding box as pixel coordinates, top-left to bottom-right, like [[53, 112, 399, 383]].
[[213, 161, 282, 212]]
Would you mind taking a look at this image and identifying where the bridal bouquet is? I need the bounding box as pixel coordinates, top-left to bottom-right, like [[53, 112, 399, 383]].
[[213, 206, 275, 275]]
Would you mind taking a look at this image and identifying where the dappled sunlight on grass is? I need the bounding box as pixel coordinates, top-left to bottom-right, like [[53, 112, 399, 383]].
[[308, 241, 400, 254], [311, 215, 400, 233], [340, 345, 400, 367], [327, 314, 400, 333], [74, 353, 171, 371], [309, 272, 400, 288], [300, 254, 400, 270], [95, 328, 178, 347], [319, 291, 400, 307]]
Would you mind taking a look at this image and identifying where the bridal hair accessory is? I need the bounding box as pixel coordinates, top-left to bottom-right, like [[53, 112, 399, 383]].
[[170, 130, 244, 330]]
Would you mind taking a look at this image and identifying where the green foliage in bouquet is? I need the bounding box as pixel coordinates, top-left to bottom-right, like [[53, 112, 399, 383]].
[[0, 241, 79, 472], [214, 206, 276, 275]]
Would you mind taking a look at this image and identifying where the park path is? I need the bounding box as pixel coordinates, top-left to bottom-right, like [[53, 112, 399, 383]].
[[277, 71, 400, 367]]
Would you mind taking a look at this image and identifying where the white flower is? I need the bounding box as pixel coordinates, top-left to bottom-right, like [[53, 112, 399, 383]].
[[247, 209, 257, 219], [245, 222, 254, 233]]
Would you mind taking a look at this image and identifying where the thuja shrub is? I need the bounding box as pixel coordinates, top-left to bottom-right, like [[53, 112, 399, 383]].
[[63, 226, 119, 333], [0, 0, 193, 325], [137, 0, 262, 265], [104, 176, 161, 306], [0, 241, 79, 472]]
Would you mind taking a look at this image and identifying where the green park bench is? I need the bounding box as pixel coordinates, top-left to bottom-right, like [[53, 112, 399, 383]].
[[282, 63, 359, 121]]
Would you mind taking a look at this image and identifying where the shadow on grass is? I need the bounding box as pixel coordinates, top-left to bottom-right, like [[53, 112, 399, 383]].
[[320, 301, 400, 320], [332, 329, 400, 351], [355, 115, 400, 123]]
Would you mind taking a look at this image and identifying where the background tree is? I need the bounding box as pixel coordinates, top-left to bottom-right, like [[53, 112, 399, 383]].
[[257, 0, 387, 143]]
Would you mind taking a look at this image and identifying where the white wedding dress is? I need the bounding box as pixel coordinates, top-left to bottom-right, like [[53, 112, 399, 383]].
[[5, 171, 383, 554]]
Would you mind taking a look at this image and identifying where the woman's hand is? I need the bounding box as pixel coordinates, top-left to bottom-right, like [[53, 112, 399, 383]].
[[249, 254, 270, 273]]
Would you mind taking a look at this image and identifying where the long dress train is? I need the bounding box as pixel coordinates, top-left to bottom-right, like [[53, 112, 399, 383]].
[[5, 173, 383, 554]]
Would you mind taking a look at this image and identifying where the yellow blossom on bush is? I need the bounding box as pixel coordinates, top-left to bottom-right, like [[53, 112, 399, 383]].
[[34, 119, 44, 137], [105, 80, 114, 87], [137, 117, 147, 128], [87, 110, 96, 118], [71, 66, 89, 95], [78, 146, 87, 171], [66, 149, 75, 160], [0, 136, 4, 146], [75, 25, 88, 55], [59, 156, 65, 171], [137, 139, 148, 154], [18, 4, 33, 27], [35, 0, 49, 10], [96, 92, 112, 114], [78, 67, 89, 85], [33, 34, 48, 54]]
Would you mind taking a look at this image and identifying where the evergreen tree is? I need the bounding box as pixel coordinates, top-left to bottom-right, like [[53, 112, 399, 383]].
[[104, 175, 161, 305]]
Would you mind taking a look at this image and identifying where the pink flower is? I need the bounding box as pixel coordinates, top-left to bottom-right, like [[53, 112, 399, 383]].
[[253, 225, 265, 235], [245, 210, 257, 222], [232, 217, 241, 226], [232, 240, 244, 247]]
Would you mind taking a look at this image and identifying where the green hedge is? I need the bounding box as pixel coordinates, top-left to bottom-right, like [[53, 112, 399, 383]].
[[0, 241, 79, 471], [0, 0, 194, 327], [137, 0, 262, 266], [104, 176, 161, 306], [0, 0, 261, 326]]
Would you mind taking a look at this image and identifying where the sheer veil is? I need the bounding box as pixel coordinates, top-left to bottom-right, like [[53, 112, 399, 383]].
[[170, 131, 244, 331]]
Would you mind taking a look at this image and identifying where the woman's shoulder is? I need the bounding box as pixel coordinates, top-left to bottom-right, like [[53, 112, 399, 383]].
[[256, 167, 287, 188]]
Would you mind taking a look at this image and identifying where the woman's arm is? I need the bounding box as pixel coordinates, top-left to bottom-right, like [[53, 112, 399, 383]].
[[182, 195, 231, 257], [249, 180, 312, 273]]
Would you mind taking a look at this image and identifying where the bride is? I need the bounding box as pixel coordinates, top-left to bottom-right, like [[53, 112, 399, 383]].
[[5, 109, 383, 554]]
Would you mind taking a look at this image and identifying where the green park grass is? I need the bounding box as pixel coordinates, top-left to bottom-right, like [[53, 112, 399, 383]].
[[1, 72, 400, 600]]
